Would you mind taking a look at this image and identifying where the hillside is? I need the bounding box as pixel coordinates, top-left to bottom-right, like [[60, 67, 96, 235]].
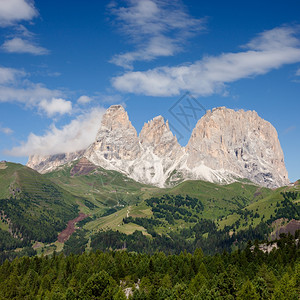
[[43, 158, 154, 213], [0, 159, 299, 258], [0, 233, 299, 299], [0, 161, 79, 259]]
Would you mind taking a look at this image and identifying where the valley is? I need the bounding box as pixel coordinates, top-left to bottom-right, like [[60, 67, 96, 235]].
[[1, 158, 299, 260]]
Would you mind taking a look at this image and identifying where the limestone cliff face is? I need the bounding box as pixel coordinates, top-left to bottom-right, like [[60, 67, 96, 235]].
[[184, 107, 289, 187], [139, 116, 183, 160], [85, 105, 141, 170], [86, 110, 183, 186], [27, 150, 85, 174], [27, 105, 289, 188], [127, 115, 185, 185]]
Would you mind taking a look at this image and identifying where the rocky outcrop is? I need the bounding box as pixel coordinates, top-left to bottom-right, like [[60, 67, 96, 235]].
[[27, 150, 85, 174], [184, 107, 289, 187], [85, 105, 141, 171], [139, 116, 183, 160], [85, 107, 184, 186], [70, 157, 97, 176], [27, 105, 289, 188]]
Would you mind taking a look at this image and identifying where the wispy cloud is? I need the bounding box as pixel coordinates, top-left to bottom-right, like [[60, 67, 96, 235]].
[[0, 0, 37, 27], [112, 26, 300, 96], [283, 125, 296, 135], [0, 66, 25, 84], [6, 107, 105, 156], [2, 37, 49, 55], [0, 68, 72, 117], [296, 68, 300, 76], [0, 125, 13, 135], [77, 95, 92, 105], [109, 0, 205, 69]]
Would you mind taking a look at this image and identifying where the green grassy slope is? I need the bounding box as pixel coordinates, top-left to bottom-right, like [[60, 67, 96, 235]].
[[152, 180, 272, 219], [43, 160, 156, 215], [218, 181, 300, 231], [1, 159, 299, 257], [0, 162, 79, 247]]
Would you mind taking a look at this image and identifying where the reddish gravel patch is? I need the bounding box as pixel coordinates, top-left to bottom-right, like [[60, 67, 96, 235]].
[[272, 219, 300, 240], [57, 213, 88, 243], [70, 157, 97, 176]]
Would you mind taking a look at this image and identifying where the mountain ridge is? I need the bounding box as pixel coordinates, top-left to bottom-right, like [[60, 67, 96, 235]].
[[27, 105, 289, 188]]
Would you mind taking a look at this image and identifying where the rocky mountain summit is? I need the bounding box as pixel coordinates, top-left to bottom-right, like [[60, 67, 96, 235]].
[[27, 105, 289, 188]]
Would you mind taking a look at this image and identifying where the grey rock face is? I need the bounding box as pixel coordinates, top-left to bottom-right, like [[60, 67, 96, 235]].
[[27, 150, 85, 174], [85, 105, 142, 171], [184, 107, 289, 187], [27, 105, 289, 188]]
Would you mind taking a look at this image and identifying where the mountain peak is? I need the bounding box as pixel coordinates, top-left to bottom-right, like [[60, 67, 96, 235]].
[[186, 107, 288, 187], [106, 104, 125, 112], [27, 105, 289, 188], [139, 115, 182, 160], [99, 104, 131, 133]]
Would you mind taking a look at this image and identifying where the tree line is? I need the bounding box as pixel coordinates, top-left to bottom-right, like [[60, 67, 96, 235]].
[[0, 232, 298, 299]]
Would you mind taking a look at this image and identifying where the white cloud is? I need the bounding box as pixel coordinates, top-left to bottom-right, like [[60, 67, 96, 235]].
[[296, 68, 300, 76], [6, 107, 105, 156], [112, 26, 300, 96], [38, 98, 72, 117], [77, 95, 92, 105], [110, 0, 205, 69], [0, 78, 73, 117], [0, 66, 24, 84], [0, 82, 62, 105], [2, 37, 49, 55], [0, 126, 13, 135], [0, 0, 37, 27]]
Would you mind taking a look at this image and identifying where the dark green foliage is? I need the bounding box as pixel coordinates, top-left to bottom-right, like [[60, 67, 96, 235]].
[[0, 163, 79, 254], [83, 199, 98, 209], [0, 233, 298, 299], [79, 271, 118, 299], [91, 220, 270, 255], [268, 195, 300, 223], [0, 228, 25, 251], [63, 229, 88, 255], [0, 194, 78, 243], [123, 216, 163, 234], [0, 246, 36, 264], [146, 194, 204, 223], [102, 207, 119, 217], [77, 216, 93, 227]]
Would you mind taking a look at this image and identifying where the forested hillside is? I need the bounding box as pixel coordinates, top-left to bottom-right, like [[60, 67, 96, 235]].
[[0, 233, 298, 299], [1, 160, 300, 259], [0, 162, 79, 260]]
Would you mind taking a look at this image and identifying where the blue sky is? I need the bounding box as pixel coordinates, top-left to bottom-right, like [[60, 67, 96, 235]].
[[0, 0, 300, 181]]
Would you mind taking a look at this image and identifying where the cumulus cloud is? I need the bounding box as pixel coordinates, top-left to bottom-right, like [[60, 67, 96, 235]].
[[112, 26, 300, 96], [6, 107, 105, 156], [0, 126, 13, 135], [2, 37, 49, 55], [38, 98, 72, 117], [109, 0, 205, 69], [77, 95, 92, 105], [0, 0, 37, 27]]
